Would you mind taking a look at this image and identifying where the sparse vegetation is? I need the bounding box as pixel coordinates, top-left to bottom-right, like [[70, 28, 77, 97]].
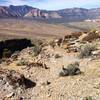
[[32, 39, 43, 47], [0, 19, 100, 99], [84, 96, 93, 100], [11, 51, 19, 61], [59, 62, 81, 76], [31, 46, 42, 57], [78, 43, 96, 58], [2, 49, 12, 58], [17, 58, 29, 66]]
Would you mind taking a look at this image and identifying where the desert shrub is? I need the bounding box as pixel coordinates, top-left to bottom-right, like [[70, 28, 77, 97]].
[[78, 44, 95, 58], [17, 58, 29, 66], [32, 39, 44, 47], [2, 49, 12, 58], [59, 68, 69, 76], [59, 62, 81, 76], [30, 40, 43, 57], [31, 46, 42, 57], [84, 96, 93, 100], [11, 51, 20, 61]]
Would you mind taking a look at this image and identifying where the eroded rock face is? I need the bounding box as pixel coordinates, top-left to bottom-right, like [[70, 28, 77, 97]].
[[0, 6, 10, 17], [6, 70, 25, 88], [81, 31, 100, 42], [0, 5, 33, 18], [0, 68, 36, 89], [0, 68, 36, 100]]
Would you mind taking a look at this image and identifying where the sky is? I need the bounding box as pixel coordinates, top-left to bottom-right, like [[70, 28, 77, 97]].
[[0, 0, 100, 10]]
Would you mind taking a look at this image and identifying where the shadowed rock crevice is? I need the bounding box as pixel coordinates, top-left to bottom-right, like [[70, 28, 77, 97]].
[[24, 78, 36, 89], [0, 38, 33, 58]]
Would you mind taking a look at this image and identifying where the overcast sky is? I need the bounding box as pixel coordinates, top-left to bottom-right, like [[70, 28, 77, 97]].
[[0, 0, 100, 10]]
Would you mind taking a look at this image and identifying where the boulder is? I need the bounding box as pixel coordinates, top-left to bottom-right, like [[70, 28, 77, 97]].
[[0, 68, 36, 89], [81, 31, 100, 42]]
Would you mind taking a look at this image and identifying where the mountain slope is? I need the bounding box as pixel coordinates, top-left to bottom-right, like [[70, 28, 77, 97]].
[[0, 5, 100, 22], [0, 5, 33, 18]]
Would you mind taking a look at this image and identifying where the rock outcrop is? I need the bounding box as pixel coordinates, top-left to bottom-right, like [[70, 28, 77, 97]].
[[0, 39, 32, 58]]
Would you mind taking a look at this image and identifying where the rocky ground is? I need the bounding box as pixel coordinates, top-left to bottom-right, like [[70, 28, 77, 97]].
[[0, 30, 100, 100]]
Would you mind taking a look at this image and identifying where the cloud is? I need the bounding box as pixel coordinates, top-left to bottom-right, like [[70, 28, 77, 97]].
[[0, 0, 39, 6], [0, 0, 100, 10], [33, 0, 100, 10], [12, 0, 36, 5]]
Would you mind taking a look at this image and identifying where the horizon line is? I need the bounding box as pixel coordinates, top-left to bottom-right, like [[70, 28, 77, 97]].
[[0, 4, 100, 11]]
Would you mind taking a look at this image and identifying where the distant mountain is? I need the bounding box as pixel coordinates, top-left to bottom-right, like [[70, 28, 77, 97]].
[[0, 5, 33, 18], [24, 9, 62, 19], [0, 5, 100, 22]]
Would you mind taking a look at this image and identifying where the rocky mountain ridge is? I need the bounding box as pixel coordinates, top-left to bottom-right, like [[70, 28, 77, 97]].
[[0, 5, 100, 22]]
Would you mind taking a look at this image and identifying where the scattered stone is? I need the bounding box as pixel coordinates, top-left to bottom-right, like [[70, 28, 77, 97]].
[[54, 54, 61, 58], [0, 31, 100, 99], [0, 78, 6, 85], [6, 92, 15, 98], [81, 31, 100, 42], [42, 81, 51, 86], [0, 68, 36, 89], [92, 50, 100, 55], [19, 96, 25, 100], [6, 70, 26, 88], [27, 62, 49, 69]]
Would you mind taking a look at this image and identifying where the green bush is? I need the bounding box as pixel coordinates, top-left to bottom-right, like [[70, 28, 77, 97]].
[[84, 96, 93, 100], [78, 44, 95, 58], [2, 49, 12, 58]]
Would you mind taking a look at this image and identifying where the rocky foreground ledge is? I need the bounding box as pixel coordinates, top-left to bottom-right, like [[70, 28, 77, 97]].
[[0, 30, 100, 100]]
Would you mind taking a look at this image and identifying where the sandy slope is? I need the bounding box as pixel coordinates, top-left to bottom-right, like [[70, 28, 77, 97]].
[[0, 19, 73, 40]]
